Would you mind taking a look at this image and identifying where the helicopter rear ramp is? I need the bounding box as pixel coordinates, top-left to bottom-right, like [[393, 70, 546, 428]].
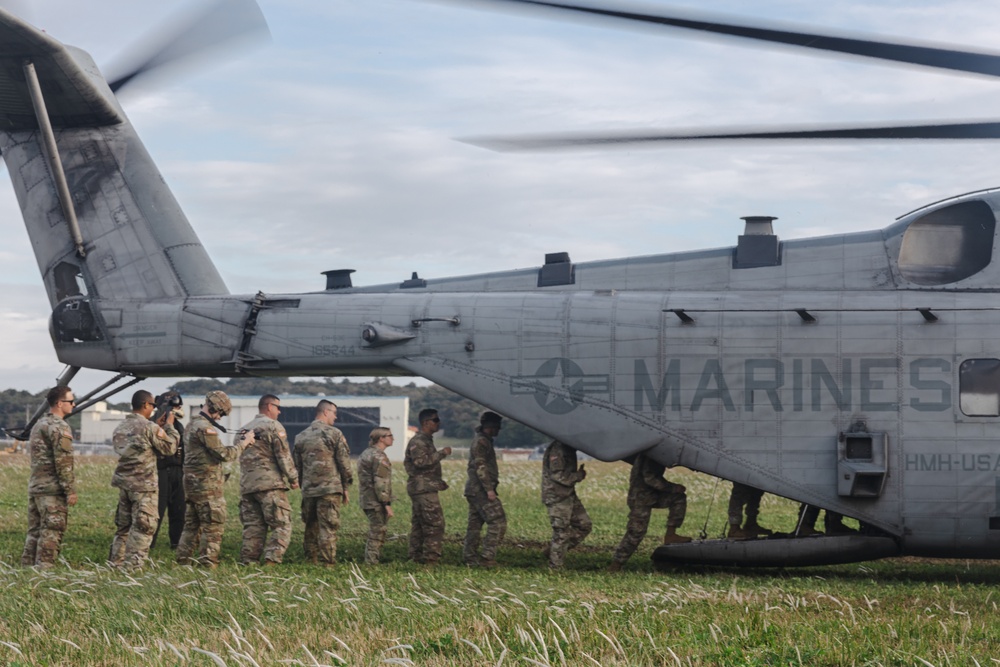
[[652, 535, 900, 568]]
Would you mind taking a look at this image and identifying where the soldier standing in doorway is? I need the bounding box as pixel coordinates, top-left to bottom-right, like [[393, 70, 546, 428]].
[[239, 394, 299, 565], [608, 452, 690, 572], [176, 391, 254, 568], [405, 409, 451, 565], [541, 440, 592, 569], [108, 389, 179, 569], [21, 386, 77, 569], [357, 426, 395, 564], [293, 400, 353, 566], [463, 411, 506, 568]]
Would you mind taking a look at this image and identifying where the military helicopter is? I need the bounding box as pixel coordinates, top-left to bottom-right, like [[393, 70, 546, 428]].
[[6, 0, 1000, 566]]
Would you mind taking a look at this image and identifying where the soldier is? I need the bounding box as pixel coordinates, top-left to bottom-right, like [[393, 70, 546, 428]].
[[727, 482, 771, 539], [152, 393, 186, 549], [21, 386, 77, 569], [608, 452, 690, 572], [405, 409, 452, 565], [176, 390, 254, 568], [293, 400, 353, 566], [463, 411, 506, 568], [108, 390, 179, 569], [797, 504, 850, 536], [239, 394, 299, 565], [541, 440, 591, 569], [357, 426, 395, 564]]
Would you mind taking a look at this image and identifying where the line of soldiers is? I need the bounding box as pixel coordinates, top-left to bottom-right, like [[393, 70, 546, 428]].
[[403, 409, 692, 571], [20, 386, 699, 571]]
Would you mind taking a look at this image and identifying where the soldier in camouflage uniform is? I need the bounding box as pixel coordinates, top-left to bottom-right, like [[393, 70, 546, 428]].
[[608, 452, 690, 572], [176, 391, 254, 568], [357, 426, 395, 564], [238, 394, 299, 565], [405, 409, 452, 565], [727, 482, 771, 539], [21, 386, 78, 569], [541, 440, 591, 569], [293, 400, 353, 566], [463, 412, 506, 567], [108, 390, 179, 569]]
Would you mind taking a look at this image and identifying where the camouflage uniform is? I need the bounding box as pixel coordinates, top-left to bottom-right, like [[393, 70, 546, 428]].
[[405, 432, 449, 564], [21, 414, 75, 568], [239, 413, 297, 564], [357, 444, 393, 564], [176, 413, 246, 567], [541, 441, 591, 569], [728, 482, 764, 531], [109, 414, 179, 568], [611, 453, 686, 566], [463, 426, 506, 566], [293, 420, 353, 565]]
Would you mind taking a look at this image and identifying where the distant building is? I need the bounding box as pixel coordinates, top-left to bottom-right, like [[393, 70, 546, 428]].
[[80, 394, 411, 462]]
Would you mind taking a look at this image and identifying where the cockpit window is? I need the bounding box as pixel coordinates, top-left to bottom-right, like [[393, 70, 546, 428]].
[[898, 200, 996, 285], [960, 359, 1000, 417]]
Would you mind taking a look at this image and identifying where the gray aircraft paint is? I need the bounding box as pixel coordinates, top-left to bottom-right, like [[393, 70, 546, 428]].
[[4, 7, 1000, 562]]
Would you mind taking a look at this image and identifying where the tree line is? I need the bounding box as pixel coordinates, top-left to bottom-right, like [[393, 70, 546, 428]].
[[1, 378, 548, 446]]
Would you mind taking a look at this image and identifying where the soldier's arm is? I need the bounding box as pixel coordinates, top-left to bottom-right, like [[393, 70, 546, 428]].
[[375, 452, 392, 505], [273, 426, 299, 488], [333, 432, 353, 487], [472, 438, 495, 492], [202, 427, 242, 462], [409, 439, 446, 470], [50, 424, 76, 497], [151, 423, 179, 457], [549, 446, 584, 487], [293, 441, 304, 487]]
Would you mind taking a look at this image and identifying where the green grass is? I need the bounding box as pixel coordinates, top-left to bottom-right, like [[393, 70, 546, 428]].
[[0, 456, 998, 666]]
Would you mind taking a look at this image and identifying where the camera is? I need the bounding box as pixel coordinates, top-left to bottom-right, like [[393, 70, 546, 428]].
[[152, 391, 183, 424]]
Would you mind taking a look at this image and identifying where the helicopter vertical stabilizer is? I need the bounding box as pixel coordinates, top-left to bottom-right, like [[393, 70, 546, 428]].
[[0, 8, 228, 319]]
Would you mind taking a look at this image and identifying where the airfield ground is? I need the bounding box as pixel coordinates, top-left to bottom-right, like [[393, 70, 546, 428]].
[[0, 457, 996, 666]]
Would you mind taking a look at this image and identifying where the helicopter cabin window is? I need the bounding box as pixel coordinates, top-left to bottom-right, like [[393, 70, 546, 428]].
[[898, 200, 996, 285], [960, 359, 1000, 417]]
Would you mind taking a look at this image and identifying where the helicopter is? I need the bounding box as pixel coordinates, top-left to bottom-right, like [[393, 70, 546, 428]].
[[7, 0, 1000, 566]]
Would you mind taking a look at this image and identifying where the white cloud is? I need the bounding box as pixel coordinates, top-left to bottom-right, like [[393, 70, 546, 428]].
[[2, 0, 1000, 390]]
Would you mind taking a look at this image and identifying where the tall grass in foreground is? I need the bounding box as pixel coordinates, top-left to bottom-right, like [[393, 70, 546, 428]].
[[0, 457, 998, 666]]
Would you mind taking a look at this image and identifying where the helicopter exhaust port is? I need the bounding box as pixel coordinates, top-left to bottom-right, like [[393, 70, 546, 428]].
[[734, 216, 781, 269]]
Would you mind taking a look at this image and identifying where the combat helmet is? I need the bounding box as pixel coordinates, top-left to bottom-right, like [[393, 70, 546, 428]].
[[205, 390, 232, 416]]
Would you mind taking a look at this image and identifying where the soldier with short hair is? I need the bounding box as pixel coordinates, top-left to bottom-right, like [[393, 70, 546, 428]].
[[293, 400, 353, 566], [238, 394, 299, 565], [108, 389, 179, 569], [463, 411, 506, 568], [357, 426, 395, 564], [405, 409, 452, 565], [176, 390, 254, 568], [608, 452, 690, 572], [21, 385, 78, 569], [542, 440, 591, 569]]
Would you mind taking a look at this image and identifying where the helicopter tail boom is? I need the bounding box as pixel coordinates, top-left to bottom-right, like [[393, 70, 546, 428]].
[[0, 7, 229, 338]]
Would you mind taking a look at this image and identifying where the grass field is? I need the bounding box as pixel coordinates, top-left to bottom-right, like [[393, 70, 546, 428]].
[[0, 456, 998, 666]]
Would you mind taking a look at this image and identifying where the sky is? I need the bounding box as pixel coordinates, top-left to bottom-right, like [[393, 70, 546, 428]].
[[2, 0, 1000, 395]]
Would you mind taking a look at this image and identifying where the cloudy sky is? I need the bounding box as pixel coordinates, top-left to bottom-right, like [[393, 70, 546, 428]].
[[2, 0, 1000, 395]]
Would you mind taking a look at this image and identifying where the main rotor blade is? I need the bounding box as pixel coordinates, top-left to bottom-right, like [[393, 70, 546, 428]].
[[108, 0, 270, 93], [461, 120, 1000, 151], [462, 0, 1000, 79]]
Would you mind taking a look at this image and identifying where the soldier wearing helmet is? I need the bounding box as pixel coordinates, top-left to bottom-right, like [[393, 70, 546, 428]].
[[176, 390, 254, 568]]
